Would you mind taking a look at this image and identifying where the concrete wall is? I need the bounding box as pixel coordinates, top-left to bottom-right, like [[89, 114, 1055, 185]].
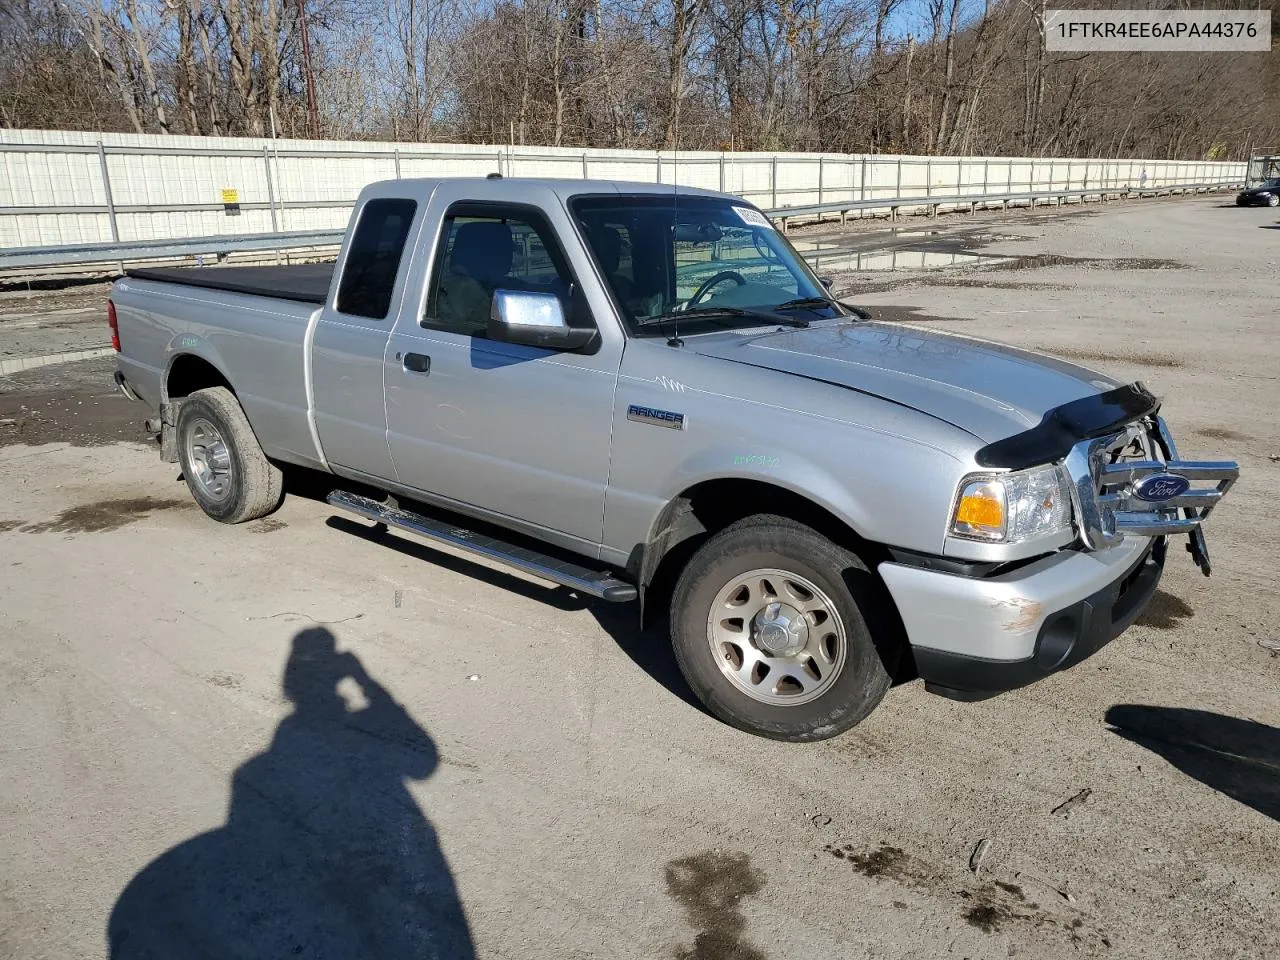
[[0, 129, 1247, 249]]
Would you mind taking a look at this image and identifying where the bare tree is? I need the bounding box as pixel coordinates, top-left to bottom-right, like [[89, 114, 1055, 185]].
[[2, 0, 1275, 159]]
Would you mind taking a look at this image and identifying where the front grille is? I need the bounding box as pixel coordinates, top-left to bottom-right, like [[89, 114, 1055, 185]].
[[1064, 417, 1238, 549]]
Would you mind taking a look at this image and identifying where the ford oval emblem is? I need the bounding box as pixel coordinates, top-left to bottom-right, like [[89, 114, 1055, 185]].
[[1134, 474, 1190, 502]]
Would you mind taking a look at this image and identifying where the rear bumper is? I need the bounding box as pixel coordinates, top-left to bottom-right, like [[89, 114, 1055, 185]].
[[879, 536, 1163, 700]]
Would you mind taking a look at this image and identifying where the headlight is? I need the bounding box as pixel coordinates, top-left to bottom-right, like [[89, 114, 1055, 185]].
[[950, 464, 1074, 543]]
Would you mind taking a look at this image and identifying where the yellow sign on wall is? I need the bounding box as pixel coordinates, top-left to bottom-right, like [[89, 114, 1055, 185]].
[[220, 188, 240, 205]]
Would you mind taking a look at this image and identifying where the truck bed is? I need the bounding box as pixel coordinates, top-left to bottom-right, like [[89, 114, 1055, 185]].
[[126, 263, 334, 304]]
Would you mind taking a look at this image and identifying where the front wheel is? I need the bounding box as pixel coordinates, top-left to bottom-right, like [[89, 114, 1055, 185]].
[[176, 386, 283, 523], [670, 515, 899, 741], [1268, 194, 1279, 208]]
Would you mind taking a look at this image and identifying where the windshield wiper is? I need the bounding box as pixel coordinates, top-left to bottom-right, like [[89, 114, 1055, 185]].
[[773, 295, 873, 320], [634, 306, 809, 330]]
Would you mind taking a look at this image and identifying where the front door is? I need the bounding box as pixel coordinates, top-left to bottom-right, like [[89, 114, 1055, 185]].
[[385, 200, 619, 549]]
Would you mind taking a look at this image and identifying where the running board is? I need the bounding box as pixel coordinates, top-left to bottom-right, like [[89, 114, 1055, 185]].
[[326, 490, 638, 603]]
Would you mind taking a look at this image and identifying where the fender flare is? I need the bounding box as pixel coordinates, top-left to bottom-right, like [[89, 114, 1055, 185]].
[[160, 334, 235, 405], [634, 445, 877, 594], [156, 338, 237, 462]]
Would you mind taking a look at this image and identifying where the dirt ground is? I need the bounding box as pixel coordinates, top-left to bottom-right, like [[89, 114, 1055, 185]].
[[0, 195, 1276, 960]]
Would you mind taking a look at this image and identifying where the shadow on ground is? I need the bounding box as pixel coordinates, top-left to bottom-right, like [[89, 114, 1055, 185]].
[[1105, 704, 1280, 822], [304, 470, 906, 717], [108, 627, 475, 959], [292, 451, 706, 713], [324, 513, 704, 713]]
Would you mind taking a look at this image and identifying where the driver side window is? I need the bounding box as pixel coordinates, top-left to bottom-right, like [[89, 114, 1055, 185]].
[[423, 207, 573, 336]]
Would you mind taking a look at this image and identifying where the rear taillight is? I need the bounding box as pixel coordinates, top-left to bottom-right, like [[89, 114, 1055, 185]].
[[107, 300, 120, 352]]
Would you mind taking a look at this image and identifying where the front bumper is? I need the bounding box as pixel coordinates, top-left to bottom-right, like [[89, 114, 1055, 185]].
[[879, 535, 1163, 700]]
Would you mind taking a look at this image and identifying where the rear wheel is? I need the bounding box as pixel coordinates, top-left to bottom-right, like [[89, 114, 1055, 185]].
[[176, 386, 283, 523], [1268, 194, 1279, 208], [670, 515, 898, 741]]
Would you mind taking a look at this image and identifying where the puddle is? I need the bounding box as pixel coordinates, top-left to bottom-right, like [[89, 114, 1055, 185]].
[[791, 240, 988, 273], [1136, 591, 1194, 630], [824, 843, 913, 881], [19, 497, 187, 534], [797, 230, 1185, 278], [665, 851, 767, 960]]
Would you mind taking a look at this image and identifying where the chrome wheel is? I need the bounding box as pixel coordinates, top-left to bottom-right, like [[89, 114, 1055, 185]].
[[186, 417, 233, 502], [707, 568, 847, 706]]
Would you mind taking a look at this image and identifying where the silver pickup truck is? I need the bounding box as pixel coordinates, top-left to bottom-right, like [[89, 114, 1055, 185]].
[[110, 177, 1238, 741]]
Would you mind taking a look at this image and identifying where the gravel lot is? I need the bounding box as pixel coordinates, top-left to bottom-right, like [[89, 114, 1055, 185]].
[[1, 195, 1276, 960]]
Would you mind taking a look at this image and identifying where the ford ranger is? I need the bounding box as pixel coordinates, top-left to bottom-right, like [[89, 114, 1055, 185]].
[[108, 177, 1239, 741]]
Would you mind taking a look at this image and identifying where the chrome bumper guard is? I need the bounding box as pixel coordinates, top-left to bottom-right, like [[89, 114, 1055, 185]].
[[1065, 417, 1238, 573]]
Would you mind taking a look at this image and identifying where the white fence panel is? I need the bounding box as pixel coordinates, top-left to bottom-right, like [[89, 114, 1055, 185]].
[[0, 128, 1248, 251]]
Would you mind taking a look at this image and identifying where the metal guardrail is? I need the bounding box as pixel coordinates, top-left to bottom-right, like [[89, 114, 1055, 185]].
[[0, 179, 1243, 272], [0, 230, 344, 270], [765, 180, 1244, 225]]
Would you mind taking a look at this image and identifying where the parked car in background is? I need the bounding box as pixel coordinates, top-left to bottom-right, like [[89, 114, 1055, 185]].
[[1236, 179, 1280, 206]]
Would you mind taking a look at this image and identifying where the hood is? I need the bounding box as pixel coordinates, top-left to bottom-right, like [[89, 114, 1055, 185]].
[[689, 321, 1120, 443]]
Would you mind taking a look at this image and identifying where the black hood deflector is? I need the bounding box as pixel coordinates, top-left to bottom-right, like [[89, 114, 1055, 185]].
[[975, 382, 1161, 470]]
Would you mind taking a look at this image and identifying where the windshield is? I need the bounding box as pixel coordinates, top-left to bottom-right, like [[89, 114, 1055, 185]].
[[570, 194, 840, 336]]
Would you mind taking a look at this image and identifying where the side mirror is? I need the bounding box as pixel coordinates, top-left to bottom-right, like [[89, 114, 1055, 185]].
[[488, 289, 594, 350], [818, 276, 834, 291]]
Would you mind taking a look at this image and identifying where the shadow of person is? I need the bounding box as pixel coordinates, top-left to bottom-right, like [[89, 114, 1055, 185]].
[[108, 627, 475, 959], [1105, 704, 1280, 823]]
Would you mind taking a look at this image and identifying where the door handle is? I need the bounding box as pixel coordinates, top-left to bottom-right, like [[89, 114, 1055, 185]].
[[402, 352, 431, 374]]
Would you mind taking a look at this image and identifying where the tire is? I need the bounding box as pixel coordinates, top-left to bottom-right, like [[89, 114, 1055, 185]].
[[1268, 194, 1279, 208], [670, 515, 899, 742], [176, 386, 284, 523]]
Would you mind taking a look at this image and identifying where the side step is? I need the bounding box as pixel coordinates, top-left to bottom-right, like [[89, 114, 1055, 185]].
[[326, 490, 638, 603]]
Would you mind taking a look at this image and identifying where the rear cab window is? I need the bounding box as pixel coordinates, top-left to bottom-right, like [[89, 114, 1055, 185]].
[[336, 198, 418, 319]]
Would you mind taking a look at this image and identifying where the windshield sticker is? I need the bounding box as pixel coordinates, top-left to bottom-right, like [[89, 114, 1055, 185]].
[[732, 206, 774, 230]]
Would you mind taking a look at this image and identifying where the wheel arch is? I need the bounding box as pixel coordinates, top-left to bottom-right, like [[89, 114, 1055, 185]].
[[633, 476, 893, 627], [156, 351, 239, 463], [163, 351, 237, 404]]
